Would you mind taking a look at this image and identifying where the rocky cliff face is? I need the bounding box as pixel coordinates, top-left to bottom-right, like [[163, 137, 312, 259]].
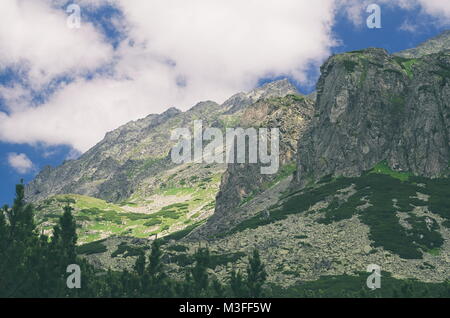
[[190, 95, 314, 238], [294, 46, 450, 187], [25, 79, 299, 204]]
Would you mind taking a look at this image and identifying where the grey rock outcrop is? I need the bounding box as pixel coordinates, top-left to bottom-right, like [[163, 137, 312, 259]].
[[295, 47, 450, 186], [191, 94, 314, 239]]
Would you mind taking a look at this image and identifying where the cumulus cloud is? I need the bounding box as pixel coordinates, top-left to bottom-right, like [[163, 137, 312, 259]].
[[7, 152, 34, 174], [0, 0, 113, 88], [0, 0, 449, 153], [416, 0, 450, 22], [0, 0, 338, 152]]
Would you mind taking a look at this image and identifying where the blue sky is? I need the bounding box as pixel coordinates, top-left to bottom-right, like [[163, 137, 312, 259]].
[[0, 1, 449, 205]]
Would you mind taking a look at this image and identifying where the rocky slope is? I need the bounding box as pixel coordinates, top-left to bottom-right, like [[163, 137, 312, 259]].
[[26, 79, 298, 204], [27, 79, 304, 243], [189, 95, 314, 239], [295, 47, 450, 187], [395, 30, 450, 58]]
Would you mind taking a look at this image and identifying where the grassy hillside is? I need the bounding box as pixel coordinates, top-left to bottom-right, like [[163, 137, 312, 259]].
[[34, 166, 223, 244]]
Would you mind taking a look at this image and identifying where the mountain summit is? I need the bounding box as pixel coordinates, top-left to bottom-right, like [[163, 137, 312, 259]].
[[395, 29, 450, 58]]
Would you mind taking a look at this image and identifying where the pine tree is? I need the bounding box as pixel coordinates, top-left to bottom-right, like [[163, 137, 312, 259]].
[[9, 182, 35, 239], [191, 247, 210, 297], [0, 183, 39, 297], [45, 204, 79, 297], [0, 204, 9, 296], [134, 250, 146, 277], [144, 239, 168, 297], [212, 277, 225, 297], [179, 271, 194, 297], [59, 205, 78, 263], [246, 249, 267, 298], [230, 268, 247, 297]]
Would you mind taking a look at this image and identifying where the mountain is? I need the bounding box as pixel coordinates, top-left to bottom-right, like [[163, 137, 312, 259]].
[[180, 33, 450, 285], [27, 79, 303, 244], [189, 94, 314, 239], [295, 46, 450, 187], [25, 32, 450, 288], [395, 30, 450, 58]]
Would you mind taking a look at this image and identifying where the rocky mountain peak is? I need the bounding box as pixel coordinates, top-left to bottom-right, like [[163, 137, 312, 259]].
[[395, 29, 450, 58], [294, 43, 450, 187], [222, 78, 299, 113]]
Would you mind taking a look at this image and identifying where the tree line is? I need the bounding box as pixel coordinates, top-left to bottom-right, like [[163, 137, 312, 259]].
[[0, 183, 267, 298], [1, 183, 449, 298]]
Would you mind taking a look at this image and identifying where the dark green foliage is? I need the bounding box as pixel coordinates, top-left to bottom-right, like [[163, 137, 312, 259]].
[[318, 194, 365, 224], [160, 220, 205, 243], [120, 211, 154, 221], [55, 205, 78, 262], [230, 269, 248, 297], [286, 94, 304, 102], [318, 174, 333, 184], [111, 242, 147, 258], [227, 177, 354, 235], [355, 174, 444, 258], [1, 183, 448, 298], [143, 218, 162, 226], [191, 248, 211, 296], [272, 272, 450, 298], [148, 203, 189, 220], [405, 215, 444, 252], [166, 244, 188, 252], [134, 251, 146, 276], [76, 239, 107, 255], [343, 59, 358, 72], [348, 50, 366, 54], [246, 250, 267, 298], [55, 196, 76, 204], [228, 172, 448, 259], [168, 251, 246, 269], [142, 239, 173, 297], [209, 252, 246, 269], [411, 177, 450, 225], [79, 208, 123, 224], [0, 183, 84, 297], [170, 253, 194, 266]]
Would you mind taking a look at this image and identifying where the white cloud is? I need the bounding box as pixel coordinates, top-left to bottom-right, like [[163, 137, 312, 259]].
[[0, 0, 449, 153], [0, 0, 113, 88], [0, 0, 338, 152], [415, 0, 450, 26], [399, 20, 418, 33], [7, 153, 34, 174]]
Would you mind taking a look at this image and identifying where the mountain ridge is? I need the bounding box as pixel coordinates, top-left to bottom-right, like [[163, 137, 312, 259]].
[[22, 32, 450, 287]]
